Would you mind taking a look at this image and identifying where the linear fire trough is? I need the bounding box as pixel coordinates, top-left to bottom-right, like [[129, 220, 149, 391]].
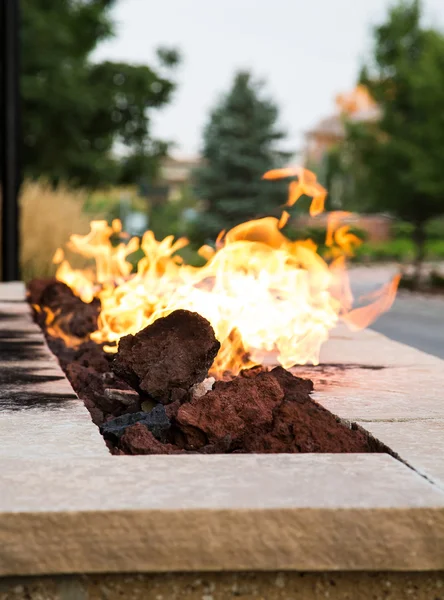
[[1, 281, 444, 600]]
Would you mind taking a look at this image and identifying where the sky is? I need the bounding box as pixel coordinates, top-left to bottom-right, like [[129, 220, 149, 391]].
[[93, 0, 444, 158]]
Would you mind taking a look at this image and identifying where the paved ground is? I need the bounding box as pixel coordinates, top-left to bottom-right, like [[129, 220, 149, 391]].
[[349, 266, 444, 360], [371, 293, 444, 360]]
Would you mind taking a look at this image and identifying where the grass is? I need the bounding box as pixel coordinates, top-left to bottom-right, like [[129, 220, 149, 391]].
[[19, 180, 101, 282]]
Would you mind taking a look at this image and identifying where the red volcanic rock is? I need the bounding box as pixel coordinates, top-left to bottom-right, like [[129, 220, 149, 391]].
[[119, 423, 182, 455], [112, 310, 220, 404], [242, 367, 373, 453], [176, 371, 284, 450]]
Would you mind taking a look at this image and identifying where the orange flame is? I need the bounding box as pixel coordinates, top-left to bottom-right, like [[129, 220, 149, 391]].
[[53, 167, 399, 376]]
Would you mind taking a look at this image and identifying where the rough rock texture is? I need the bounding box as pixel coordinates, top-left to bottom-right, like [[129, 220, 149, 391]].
[[112, 310, 220, 403], [100, 406, 170, 444], [64, 342, 138, 425], [176, 371, 284, 450], [119, 423, 182, 455], [175, 366, 374, 454], [243, 367, 375, 453]]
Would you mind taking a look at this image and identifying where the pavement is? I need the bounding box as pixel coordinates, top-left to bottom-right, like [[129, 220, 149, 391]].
[[349, 265, 444, 360]]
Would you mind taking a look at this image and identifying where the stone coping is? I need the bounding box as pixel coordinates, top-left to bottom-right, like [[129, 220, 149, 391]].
[[0, 288, 107, 460], [1, 282, 444, 576], [2, 455, 444, 575]]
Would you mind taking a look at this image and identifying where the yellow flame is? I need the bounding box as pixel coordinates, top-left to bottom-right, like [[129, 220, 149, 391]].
[[53, 167, 399, 376]]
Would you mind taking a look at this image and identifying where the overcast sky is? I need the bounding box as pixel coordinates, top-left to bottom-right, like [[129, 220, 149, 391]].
[[93, 0, 444, 157]]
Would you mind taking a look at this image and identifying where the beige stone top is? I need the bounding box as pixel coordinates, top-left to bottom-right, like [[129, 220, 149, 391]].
[[1, 454, 444, 575], [0, 292, 107, 460]]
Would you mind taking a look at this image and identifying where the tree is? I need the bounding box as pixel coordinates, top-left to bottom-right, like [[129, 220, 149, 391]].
[[192, 71, 289, 243], [20, 0, 180, 188], [345, 0, 444, 285]]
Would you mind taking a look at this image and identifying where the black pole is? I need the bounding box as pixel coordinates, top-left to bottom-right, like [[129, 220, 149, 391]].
[[1, 0, 21, 281]]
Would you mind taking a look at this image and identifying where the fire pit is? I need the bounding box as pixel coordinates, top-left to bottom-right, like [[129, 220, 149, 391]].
[[1, 170, 444, 598], [26, 169, 401, 458]]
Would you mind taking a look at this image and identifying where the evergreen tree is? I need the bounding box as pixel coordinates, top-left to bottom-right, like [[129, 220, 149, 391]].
[[346, 0, 444, 284], [193, 71, 289, 242]]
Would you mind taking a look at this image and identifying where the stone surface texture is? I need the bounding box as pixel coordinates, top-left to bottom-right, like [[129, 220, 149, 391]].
[[1, 572, 444, 600], [1, 282, 444, 582], [357, 419, 444, 488], [1, 455, 444, 575], [0, 289, 107, 459], [275, 322, 444, 488]]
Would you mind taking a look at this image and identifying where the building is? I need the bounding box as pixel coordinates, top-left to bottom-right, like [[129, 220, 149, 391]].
[[158, 155, 203, 202], [304, 85, 380, 166]]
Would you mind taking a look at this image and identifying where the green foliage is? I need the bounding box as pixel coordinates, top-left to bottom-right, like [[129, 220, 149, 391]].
[[353, 238, 444, 262], [426, 239, 444, 258], [149, 184, 201, 240], [192, 71, 290, 242], [392, 217, 444, 240], [425, 217, 444, 240], [344, 0, 444, 280], [355, 239, 416, 262], [391, 220, 415, 239], [21, 0, 180, 188]]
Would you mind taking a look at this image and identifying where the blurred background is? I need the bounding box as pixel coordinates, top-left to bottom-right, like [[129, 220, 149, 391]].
[[1, 0, 444, 356]]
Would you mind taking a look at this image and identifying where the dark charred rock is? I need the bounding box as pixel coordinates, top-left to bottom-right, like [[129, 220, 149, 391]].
[[68, 302, 100, 338], [176, 371, 284, 450], [100, 405, 170, 444], [29, 278, 100, 338], [27, 277, 59, 306], [111, 309, 220, 404]]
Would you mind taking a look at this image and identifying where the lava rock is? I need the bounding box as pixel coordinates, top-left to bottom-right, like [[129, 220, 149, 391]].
[[176, 371, 284, 450], [100, 405, 170, 444], [111, 309, 220, 404], [29, 278, 100, 338], [27, 277, 59, 306], [119, 423, 182, 455], [241, 366, 373, 453]]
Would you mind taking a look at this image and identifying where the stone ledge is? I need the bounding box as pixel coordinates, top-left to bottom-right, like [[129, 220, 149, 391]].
[[357, 420, 444, 489], [0, 296, 108, 460], [1, 455, 444, 575], [0, 282, 26, 302]]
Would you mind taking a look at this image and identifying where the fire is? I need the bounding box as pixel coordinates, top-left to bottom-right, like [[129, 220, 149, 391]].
[[53, 167, 399, 376]]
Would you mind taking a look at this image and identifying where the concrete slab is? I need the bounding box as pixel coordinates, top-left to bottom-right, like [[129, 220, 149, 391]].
[[1, 454, 444, 575], [0, 282, 26, 302], [358, 420, 444, 489], [0, 296, 107, 460], [304, 365, 444, 421]]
